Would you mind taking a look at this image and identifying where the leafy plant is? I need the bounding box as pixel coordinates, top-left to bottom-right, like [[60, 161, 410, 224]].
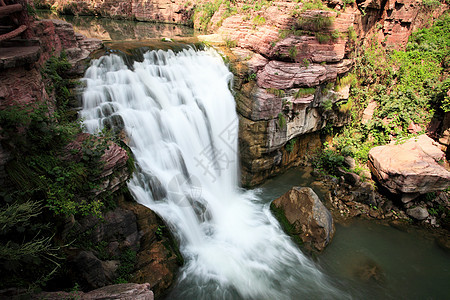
[[288, 46, 298, 60], [114, 249, 137, 284], [286, 139, 296, 153], [294, 88, 315, 98], [312, 148, 345, 175], [253, 15, 266, 26], [266, 88, 286, 97], [321, 99, 333, 111], [278, 113, 287, 129]]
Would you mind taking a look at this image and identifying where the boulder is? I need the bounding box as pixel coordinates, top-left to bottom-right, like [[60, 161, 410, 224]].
[[74, 251, 110, 289], [406, 207, 429, 221], [368, 135, 450, 199], [35, 283, 154, 300], [271, 187, 335, 252]]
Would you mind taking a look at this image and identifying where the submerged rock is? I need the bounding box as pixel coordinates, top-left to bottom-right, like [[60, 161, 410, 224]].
[[352, 258, 384, 283], [368, 135, 450, 201], [271, 187, 335, 252]]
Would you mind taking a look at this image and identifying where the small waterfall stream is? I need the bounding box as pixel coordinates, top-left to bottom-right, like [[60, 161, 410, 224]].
[[80, 47, 347, 299]]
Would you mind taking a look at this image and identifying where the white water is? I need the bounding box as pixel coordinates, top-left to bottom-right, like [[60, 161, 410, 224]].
[[81, 47, 347, 299]]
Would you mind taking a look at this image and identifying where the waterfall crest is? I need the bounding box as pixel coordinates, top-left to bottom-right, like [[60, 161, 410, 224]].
[[81, 47, 346, 299]]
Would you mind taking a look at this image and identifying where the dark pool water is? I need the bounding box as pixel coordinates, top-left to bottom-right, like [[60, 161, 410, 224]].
[[258, 167, 450, 299]]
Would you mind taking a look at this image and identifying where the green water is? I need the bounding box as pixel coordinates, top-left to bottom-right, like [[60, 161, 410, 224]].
[[259, 167, 450, 299]]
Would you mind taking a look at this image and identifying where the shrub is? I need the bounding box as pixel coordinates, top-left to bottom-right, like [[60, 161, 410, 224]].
[[297, 14, 333, 32], [294, 87, 315, 98], [267, 88, 286, 97], [312, 148, 345, 175], [278, 113, 287, 128], [253, 15, 266, 25]]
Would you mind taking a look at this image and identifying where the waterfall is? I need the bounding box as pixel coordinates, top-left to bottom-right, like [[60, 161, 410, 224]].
[[80, 47, 346, 299]]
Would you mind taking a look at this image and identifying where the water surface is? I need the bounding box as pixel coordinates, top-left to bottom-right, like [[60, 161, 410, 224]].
[[36, 10, 196, 40]]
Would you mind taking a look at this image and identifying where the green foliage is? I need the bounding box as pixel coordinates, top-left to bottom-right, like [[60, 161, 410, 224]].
[[27, 3, 37, 16], [225, 38, 237, 48], [41, 51, 78, 121], [194, 0, 223, 31], [324, 14, 450, 168], [321, 99, 333, 111], [0, 104, 112, 218], [295, 88, 315, 98], [278, 113, 287, 129], [302, 58, 310, 67], [348, 26, 357, 41], [286, 139, 296, 153], [300, 0, 331, 11], [312, 148, 345, 176], [288, 46, 298, 60], [252, 15, 266, 25], [266, 88, 286, 97], [315, 32, 332, 43], [422, 0, 441, 7], [248, 72, 257, 81], [114, 250, 137, 284], [156, 225, 166, 240], [297, 14, 333, 32], [0, 199, 60, 290]]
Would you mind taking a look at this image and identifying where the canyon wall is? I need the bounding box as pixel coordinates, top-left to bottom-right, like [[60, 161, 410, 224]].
[[36, 0, 448, 186], [35, 0, 195, 24]]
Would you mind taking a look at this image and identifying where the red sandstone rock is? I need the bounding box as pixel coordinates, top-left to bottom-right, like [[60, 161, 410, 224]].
[[257, 59, 352, 89], [65, 133, 129, 193], [368, 135, 450, 196]]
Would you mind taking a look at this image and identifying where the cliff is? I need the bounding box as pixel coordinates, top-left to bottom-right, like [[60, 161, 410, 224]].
[[34, 1, 448, 185]]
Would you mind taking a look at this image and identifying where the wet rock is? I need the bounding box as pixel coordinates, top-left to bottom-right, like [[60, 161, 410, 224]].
[[127, 202, 182, 297], [368, 135, 450, 197], [343, 172, 360, 186], [35, 283, 154, 300], [74, 251, 109, 289], [406, 207, 429, 221], [271, 187, 335, 252]]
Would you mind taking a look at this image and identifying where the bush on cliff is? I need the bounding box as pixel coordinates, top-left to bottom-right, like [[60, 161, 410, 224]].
[[0, 54, 129, 291], [317, 13, 450, 171]]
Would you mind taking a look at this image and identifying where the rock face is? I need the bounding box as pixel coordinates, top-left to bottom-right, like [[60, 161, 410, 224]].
[[62, 199, 181, 297], [35, 283, 154, 300], [0, 18, 102, 195], [36, 0, 195, 25], [368, 135, 450, 200], [271, 187, 335, 252], [33, 1, 449, 187], [65, 133, 130, 194]]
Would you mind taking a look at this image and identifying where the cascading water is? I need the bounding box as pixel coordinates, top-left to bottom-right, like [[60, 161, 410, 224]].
[[80, 47, 348, 299]]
